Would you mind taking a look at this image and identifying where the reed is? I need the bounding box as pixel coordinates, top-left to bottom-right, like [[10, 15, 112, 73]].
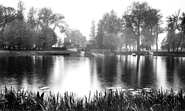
[[0, 86, 185, 111]]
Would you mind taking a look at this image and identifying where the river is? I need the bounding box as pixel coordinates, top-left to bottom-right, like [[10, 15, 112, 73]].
[[0, 55, 185, 96]]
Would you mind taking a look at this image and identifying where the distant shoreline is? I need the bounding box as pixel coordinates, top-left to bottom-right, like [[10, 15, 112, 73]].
[[119, 51, 185, 57], [0, 50, 80, 56], [1, 50, 185, 57]]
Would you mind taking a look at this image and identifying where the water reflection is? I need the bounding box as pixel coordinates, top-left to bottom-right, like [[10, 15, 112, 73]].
[[0, 55, 185, 95]]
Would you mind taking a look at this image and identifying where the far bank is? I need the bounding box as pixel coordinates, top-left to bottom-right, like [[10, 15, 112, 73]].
[[0, 50, 80, 56]]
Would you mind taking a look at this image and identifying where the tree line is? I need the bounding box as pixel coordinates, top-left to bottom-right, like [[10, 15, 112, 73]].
[[89, 1, 185, 52], [0, 0, 65, 50]]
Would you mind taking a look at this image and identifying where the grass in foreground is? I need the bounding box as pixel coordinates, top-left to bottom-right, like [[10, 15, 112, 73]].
[[0, 87, 185, 111]]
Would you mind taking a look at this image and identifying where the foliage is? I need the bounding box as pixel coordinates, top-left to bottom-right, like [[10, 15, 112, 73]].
[[162, 10, 181, 52], [38, 7, 54, 28], [122, 27, 137, 51], [67, 29, 83, 39], [123, 1, 162, 52], [1, 87, 185, 111], [89, 20, 96, 46], [36, 27, 57, 49], [181, 13, 185, 34], [52, 13, 65, 31], [101, 10, 122, 34], [141, 28, 155, 50], [96, 20, 104, 48], [95, 10, 122, 50], [27, 7, 38, 29], [123, 1, 149, 52], [38, 7, 65, 31], [3, 20, 34, 49], [0, 1, 66, 50], [143, 8, 163, 50], [0, 5, 16, 30], [103, 33, 119, 50], [16, 0, 25, 21]]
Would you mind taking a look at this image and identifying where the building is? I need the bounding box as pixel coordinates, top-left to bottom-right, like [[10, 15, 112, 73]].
[[64, 36, 87, 50]]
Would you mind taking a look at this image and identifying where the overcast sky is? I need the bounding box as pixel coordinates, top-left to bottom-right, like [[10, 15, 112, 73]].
[[1, 0, 185, 40]]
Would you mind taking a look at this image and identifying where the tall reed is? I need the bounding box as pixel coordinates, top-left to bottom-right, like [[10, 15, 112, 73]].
[[0, 86, 185, 111]]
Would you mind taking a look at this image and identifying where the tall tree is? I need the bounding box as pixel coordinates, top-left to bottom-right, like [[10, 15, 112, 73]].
[[27, 7, 38, 28], [52, 13, 65, 31], [17, 0, 25, 21], [38, 7, 53, 28], [103, 33, 119, 51], [180, 12, 185, 51], [123, 1, 150, 52], [122, 27, 136, 51], [154, 25, 164, 51], [0, 5, 16, 47], [3, 20, 34, 49], [96, 20, 104, 48], [37, 27, 57, 49], [143, 8, 163, 50], [89, 20, 96, 46], [102, 10, 122, 35], [0, 5, 16, 30], [96, 10, 122, 50], [164, 10, 181, 52]]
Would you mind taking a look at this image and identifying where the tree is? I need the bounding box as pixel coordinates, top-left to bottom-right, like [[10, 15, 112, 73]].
[[122, 27, 136, 51], [123, 1, 150, 52], [0, 5, 17, 47], [37, 7, 65, 49], [96, 20, 104, 48], [102, 10, 122, 34], [68, 29, 83, 39], [3, 20, 34, 49], [96, 10, 122, 50], [17, 0, 25, 21], [154, 25, 164, 51], [103, 33, 119, 51], [143, 8, 163, 51], [141, 27, 155, 50], [38, 7, 53, 28], [36, 27, 57, 49], [0, 5, 16, 30], [52, 13, 65, 31], [38, 7, 65, 30], [27, 7, 38, 28], [180, 12, 185, 51], [89, 20, 96, 46], [163, 10, 181, 52]]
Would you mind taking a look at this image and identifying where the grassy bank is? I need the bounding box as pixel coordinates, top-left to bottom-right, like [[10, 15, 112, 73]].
[[0, 50, 80, 56], [0, 87, 185, 111]]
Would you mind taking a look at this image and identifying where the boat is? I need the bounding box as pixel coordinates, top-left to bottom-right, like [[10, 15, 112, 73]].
[[132, 53, 137, 56]]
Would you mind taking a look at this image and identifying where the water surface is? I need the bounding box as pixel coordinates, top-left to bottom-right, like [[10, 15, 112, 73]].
[[0, 55, 185, 95]]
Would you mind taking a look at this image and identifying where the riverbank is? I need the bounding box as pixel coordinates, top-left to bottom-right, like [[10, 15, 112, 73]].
[[119, 51, 185, 57], [0, 50, 81, 56], [0, 87, 185, 111], [1, 50, 185, 57]]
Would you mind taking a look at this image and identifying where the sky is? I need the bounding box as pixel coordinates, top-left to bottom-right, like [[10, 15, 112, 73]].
[[1, 0, 185, 41]]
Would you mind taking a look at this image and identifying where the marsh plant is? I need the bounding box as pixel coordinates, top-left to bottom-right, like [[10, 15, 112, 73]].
[[0, 86, 185, 111]]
